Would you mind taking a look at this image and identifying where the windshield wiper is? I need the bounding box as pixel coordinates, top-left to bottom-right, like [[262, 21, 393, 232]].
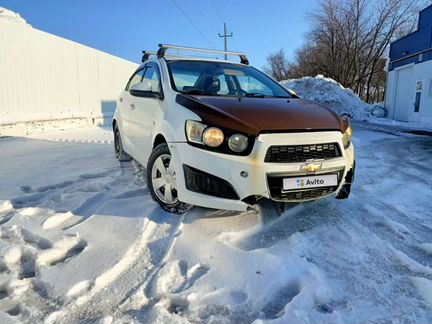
[[182, 89, 219, 96], [244, 92, 266, 98], [243, 92, 292, 98]]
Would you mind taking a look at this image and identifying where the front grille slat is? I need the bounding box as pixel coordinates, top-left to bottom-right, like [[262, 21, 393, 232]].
[[265, 143, 341, 163]]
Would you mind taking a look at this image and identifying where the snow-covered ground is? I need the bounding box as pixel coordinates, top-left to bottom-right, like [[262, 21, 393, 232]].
[[1, 124, 432, 324]]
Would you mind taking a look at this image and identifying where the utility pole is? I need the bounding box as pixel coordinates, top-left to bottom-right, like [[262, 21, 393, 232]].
[[218, 23, 233, 59]]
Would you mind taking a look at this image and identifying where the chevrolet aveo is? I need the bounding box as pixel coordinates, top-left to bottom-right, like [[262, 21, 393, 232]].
[[113, 45, 355, 214]]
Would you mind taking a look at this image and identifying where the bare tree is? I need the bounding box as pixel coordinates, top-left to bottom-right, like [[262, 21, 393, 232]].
[[284, 0, 427, 103], [264, 49, 291, 81]]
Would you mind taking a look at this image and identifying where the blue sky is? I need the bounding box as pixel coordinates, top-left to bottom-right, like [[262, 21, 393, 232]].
[[1, 0, 319, 69]]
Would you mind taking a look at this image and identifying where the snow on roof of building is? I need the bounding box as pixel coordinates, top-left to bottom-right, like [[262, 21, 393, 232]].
[[0, 7, 28, 25]]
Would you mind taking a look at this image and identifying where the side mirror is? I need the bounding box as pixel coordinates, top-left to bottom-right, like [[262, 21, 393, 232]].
[[130, 80, 160, 99]]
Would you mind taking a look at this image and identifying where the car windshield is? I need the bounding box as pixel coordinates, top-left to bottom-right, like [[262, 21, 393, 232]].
[[166, 60, 292, 98]]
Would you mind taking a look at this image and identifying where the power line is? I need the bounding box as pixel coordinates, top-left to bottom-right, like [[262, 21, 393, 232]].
[[170, 0, 216, 49], [190, 0, 218, 31], [209, 0, 237, 53], [208, 0, 225, 23]]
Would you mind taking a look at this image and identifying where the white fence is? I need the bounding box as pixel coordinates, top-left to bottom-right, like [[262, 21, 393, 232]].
[[0, 14, 138, 134]]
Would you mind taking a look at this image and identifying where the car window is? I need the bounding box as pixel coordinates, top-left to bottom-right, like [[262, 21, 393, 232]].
[[217, 74, 229, 95], [167, 60, 291, 98], [143, 66, 161, 93], [127, 68, 145, 90], [171, 70, 200, 91], [236, 75, 273, 96]]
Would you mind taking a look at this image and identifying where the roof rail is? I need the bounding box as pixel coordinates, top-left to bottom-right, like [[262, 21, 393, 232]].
[[156, 44, 249, 65], [141, 51, 158, 63]]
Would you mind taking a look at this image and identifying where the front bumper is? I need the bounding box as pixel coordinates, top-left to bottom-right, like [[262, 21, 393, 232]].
[[169, 131, 355, 211]]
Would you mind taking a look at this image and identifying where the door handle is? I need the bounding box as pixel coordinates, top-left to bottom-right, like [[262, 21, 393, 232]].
[[130, 104, 135, 110]]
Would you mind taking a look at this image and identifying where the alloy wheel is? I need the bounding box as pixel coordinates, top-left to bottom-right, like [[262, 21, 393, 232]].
[[151, 154, 178, 204]]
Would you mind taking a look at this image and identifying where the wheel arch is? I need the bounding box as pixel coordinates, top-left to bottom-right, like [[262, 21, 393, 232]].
[[153, 134, 167, 148]]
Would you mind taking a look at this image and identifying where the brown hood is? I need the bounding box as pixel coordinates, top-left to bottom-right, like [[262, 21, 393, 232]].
[[176, 94, 348, 136]]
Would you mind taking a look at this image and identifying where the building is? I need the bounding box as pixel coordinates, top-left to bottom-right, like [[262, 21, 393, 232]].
[[0, 7, 138, 136], [385, 4, 432, 124]]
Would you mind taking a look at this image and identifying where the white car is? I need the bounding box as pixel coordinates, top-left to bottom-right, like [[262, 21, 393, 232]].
[[113, 44, 355, 213]]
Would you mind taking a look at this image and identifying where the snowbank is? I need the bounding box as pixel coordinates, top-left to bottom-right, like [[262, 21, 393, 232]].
[[0, 7, 28, 25], [281, 75, 386, 120]]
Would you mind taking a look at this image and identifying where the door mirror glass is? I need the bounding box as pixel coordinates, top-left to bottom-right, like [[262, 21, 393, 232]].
[[129, 80, 160, 98]]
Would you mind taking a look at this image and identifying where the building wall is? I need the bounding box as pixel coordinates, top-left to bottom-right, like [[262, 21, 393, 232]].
[[386, 60, 432, 124], [385, 4, 432, 124], [0, 16, 138, 127]]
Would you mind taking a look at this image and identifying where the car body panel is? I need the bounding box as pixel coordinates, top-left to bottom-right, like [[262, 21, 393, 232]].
[[176, 95, 347, 136], [170, 131, 354, 211]]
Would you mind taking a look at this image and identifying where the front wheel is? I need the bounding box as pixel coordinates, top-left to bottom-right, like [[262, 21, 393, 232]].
[[147, 143, 193, 214]]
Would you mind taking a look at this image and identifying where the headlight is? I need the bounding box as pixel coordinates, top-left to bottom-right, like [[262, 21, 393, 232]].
[[228, 134, 248, 152], [342, 126, 352, 149], [185, 120, 224, 147], [203, 127, 224, 147], [185, 120, 250, 153], [185, 120, 207, 144]]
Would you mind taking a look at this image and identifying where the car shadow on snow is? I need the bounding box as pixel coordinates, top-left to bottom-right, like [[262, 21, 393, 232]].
[[218, 198, 343, 251], [181, 198, 343, 252]]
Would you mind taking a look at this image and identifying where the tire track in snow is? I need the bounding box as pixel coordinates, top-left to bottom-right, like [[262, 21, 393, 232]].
[[352, 198, 432, 280], [8, 165, 146, 232], [44, 210, 185, 324], [1, 163, 150, 323]]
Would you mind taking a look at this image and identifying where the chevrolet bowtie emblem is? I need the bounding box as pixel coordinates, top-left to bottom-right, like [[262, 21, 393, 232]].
[[301, 163, 322, 172]]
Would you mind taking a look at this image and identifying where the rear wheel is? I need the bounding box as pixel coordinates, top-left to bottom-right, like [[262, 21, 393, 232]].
[[147, 143, 193, 214], [114, 125, 131, 162]]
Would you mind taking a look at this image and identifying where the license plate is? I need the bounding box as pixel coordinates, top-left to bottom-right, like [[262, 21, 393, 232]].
[[283, 174, 338, 191]]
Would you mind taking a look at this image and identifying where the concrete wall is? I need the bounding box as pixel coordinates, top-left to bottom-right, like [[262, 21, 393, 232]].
[[0, 15, 138, 132], [385, 60, 432, 124]]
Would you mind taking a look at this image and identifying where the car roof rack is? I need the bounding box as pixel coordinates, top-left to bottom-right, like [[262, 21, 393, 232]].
[[141, 51, 158, 63], [155, 44, 249, 65]]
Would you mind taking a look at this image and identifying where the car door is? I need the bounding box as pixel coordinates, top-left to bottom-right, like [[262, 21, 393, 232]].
[[120, 67, 146, 153], [128, 63, 163, 163]]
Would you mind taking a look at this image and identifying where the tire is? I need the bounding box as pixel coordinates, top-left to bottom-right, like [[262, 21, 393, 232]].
[[147, 143, 193, 214], [114, 125, 132, 162]]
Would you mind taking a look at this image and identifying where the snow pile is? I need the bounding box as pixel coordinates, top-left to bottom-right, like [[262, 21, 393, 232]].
[[281, 75, 386, 120], [0, 7, 28, 25]]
